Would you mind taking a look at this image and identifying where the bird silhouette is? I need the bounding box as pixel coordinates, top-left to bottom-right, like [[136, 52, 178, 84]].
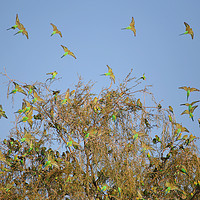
[[179, 22, 194, 39], [50, 23, 62, 37], [61, 45, 76, 59], [121, 17, 136, 36]]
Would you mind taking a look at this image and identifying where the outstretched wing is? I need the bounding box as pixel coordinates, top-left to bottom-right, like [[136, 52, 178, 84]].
[[130, 17, 135, 27], [50, 23, 57, 31], [184, 22, 190, 28], [61, 45, 68, 52]]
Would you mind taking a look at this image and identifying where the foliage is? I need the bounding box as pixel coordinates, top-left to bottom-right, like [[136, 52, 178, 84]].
[[0, 70, 200, 200]]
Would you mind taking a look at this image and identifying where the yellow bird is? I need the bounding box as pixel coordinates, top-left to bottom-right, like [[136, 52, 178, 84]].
[[61, 45, 76, 59], [179, 22, 194, 39], [14, 22, 29, 39], [101, 65, 115, 84], [50, 23, 62, 37], [121, 17, 136, 36]]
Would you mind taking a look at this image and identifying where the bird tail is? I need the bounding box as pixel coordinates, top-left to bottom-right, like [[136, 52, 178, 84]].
[[14, 32, 19, 35], [100, 74, 105, 76], [179, 33, 185, 36], [50, 34, 53, 36], [7, 27, 12, 30], [121, 28, 127, 30], [61, 55, 64, 58]]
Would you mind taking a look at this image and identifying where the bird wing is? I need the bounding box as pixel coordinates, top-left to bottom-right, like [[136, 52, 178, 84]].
[[58, 31, 62, 37], [130, 17, 135, 27], [16, 14, 20, 25], [191, 100, 200, 106], [181, 110, 189, 115], [50, 23, 58, 31], [191, 105, 198, 113], [61, 45, 68, 52], [190, 87, 200, 92], [106, 65, 112, 73], [191, 32, 194, 39], [65, 89, 70, 99], [179, 86, 188, 91], [23, 30, 29, 39], [69, 51, 76, 59], [131, 27, 136, 36], [184, 22, 190, 29]]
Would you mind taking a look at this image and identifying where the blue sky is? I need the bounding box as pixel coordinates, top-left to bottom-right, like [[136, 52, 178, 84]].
[[0, 0, 200, 148]]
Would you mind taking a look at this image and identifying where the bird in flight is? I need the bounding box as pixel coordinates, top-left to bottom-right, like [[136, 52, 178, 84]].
[[61, 45, 76, 59], [9, 82, 26, 95], [179, 86, 199, 101], [46, 71, 58, 81], [7, 14, 21, 30], [14, 22, 29, 39], [121, 17, 136, 36], [101, 65, 115, 84], [50, 23, 62, 37], [179, 22, 194, 39]]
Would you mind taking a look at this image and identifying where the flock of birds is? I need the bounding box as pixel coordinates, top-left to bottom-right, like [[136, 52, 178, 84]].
[[7, 14, 76, 59], [3, 14, 199, 125], [7, 14, 194, 60]]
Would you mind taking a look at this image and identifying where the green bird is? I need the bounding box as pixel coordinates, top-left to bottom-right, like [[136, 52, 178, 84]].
[[23, 84, 37, 95], [101, 185, 107, 192], [118, 187, 121, 195], [44, 153, 59, 169], [141, 143, 155, 153], [101, 65, 115, 84], [46, 71, 58, 81], [175, 123, 189, 135], [19, 110, 33, 126], [61, 88, 71, 105], [137, 73, 146, 81], [181, 105, 198, 121], [179, 22, 194, 39], [9, 82, 26, 95], [15, 109, 24, 114], [165, 182, 179, 194], [66, 141, 72, 148], [136, 98, 142, 108], [19, 116, 29, 123], [84, 127, 97, 140], [7, 14, 21, 30], [20, 131, 34, 145], [180, 100, 200, 112], [112, 114, 116, 122], [61, 45, 77, 59], [14, 22, 29, 39], [121, 17, 136, 36], [53, 90, 60, 103], [180, 168, 189, 176], [0, 105, 8, 119], [32, 91, 44, 103], [179, 86, 200, 101], [158, 104, 162, 110], [50, 23, 62, 37], [132, 130, 147, 142], [169, 106, 174, 114]]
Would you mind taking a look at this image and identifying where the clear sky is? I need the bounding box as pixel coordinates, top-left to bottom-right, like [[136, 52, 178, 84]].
[[0, 1, 200, 148]]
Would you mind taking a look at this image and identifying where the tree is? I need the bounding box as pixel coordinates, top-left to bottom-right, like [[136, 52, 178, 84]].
[[0, 69, 199, 199]]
